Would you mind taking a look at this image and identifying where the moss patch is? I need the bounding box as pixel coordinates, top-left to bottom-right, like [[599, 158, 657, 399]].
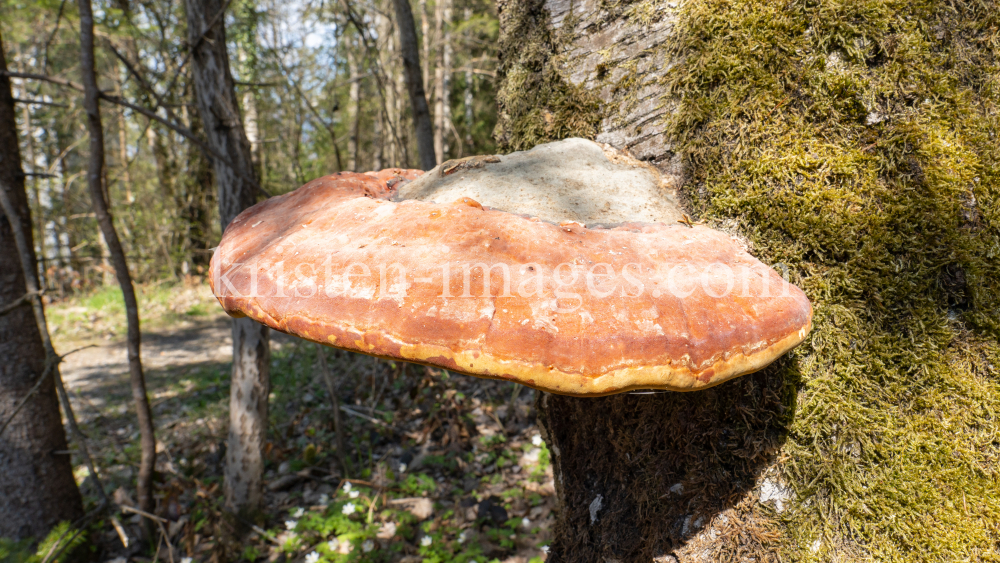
[[664, 0, 1000, 559], [493, 0, 602, 151]]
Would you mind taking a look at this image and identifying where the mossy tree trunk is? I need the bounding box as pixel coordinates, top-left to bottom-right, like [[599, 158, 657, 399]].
[[497, 0, 1000, 561]]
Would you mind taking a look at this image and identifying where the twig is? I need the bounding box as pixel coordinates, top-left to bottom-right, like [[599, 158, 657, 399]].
[[120, 504, 168, 522], [13, 97, 68, 107], [110, 514, 130, 547], [0, 344, 94, 437], [250, 523, 282, 545], [0, 289, 41, 317], [0, 357, 57, 437], [0, 70, 270, 198], [40, 500, 109, 563], [340, 404, 390, 427], [316, 344, 348, 473]]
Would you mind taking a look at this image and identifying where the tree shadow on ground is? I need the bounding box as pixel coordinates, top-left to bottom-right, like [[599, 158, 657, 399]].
[[541, 355, 802, 562]]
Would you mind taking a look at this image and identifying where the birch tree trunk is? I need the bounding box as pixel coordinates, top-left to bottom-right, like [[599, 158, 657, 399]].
[[432, 0, 444, 162], [347, 47, 361, 171], [0, 29, 83, 542], [184, 0, 272, 517], [441, 0, 451, 159], [462, 7, 473, 153]]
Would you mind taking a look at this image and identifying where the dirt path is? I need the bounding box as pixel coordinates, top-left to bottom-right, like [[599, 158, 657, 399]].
[[61, 315, 232, 403]]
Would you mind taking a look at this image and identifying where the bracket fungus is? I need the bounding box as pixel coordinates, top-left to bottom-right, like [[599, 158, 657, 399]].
[[210, 138, 812, 396]]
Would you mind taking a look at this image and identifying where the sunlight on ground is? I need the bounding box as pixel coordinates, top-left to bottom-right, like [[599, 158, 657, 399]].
[[44, 280, 554, 562]]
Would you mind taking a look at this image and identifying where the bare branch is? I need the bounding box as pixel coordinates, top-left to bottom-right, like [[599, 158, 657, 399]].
[[0, 289, 42, 318], [13, 97, 68, 107]]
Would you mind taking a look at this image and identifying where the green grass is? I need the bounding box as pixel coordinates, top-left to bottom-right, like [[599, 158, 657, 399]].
[[46, 281, 222, 341]]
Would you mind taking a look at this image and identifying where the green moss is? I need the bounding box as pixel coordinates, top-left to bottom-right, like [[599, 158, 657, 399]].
[[493, 0, 602, 151], [662, 0, 1000, 559], [497, 0, 1000, 558]]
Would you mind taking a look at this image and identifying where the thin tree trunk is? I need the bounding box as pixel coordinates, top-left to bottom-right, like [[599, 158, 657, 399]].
[[433, 0, 444, 162], [392, 0, 436, 170], [441, 0, 451, 159], [347, 47, 360, 171], [420, 0, 430, 98], [184, 0, 271, 517], [0, 29, 84, 542], [76, 0, 157, 533], [463, 8, 473, 151]]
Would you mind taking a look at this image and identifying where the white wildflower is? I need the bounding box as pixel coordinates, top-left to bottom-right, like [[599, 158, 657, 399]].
[[457, 530, 468, 544], [326, 538, 340, 551], [420, 536, 433, 547], [285, 520, 297, 531], [398, 462, 407, 473], [292, 507, 305, 518], [349, 490, 360, 499], [304, 552, 320, 563], [531, 434, 543, 447], [541, 545, 550, 554], [342, 502, 357, 515], [180, 558, 193, 563], [318, 493, 330, 506], [342, 482, 352, 493], [521, 517, 531, 529], [362, 540, 374, 553]]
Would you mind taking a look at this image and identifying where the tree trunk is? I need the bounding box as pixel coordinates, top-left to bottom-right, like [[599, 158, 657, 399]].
[[347, 47, 361, 171], [496, 8, 785, 559], [77, 0, 158, 531], [392, 0, 437, 170], [462, 7, 473, 153], [0, 29, 84, 543], [179, 101, 216, 271], [184, 0, 272, 517], [441, 0, 451, 158], [497, 0, 1000, 561], [432, 0, 444, 162]]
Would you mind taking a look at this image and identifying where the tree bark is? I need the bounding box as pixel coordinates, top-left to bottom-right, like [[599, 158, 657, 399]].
[[392, 0, 437, 170], [462, 7, 474, 152], [184, 0, 272, 516], [0, 29, 84, 542], [496, 1, 787, 561], [347, 47, 361, 171], [432, 0, 444, 162], [76, 0, 158, 530]]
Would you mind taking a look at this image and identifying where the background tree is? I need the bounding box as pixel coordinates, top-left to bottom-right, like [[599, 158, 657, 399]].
[[76, 0, 157, 527], [184, 0, 272, 517], [0, 29, 83, 542], [495, 0, 1000, 560]]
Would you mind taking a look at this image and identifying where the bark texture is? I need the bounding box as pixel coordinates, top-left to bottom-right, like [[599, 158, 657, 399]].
[[498, 0, 1000, 561], [184, 0, 272, 515], [0, 31, 83, 541], [393, 0, 437, 170]]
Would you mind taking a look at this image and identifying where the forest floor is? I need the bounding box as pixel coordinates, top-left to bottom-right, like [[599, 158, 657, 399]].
[[49, 279, 553, 563]]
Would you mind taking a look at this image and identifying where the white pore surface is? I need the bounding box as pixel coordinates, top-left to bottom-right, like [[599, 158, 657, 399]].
[[395, 138, 684, 225]]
